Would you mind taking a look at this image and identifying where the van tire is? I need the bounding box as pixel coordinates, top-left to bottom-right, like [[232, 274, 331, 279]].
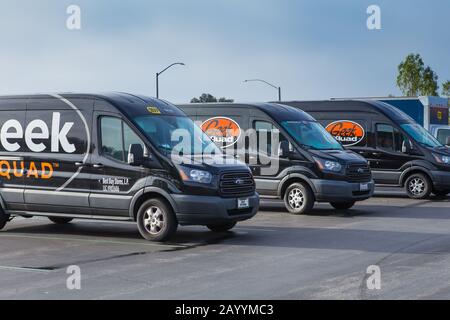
[[0, 214, 9, 230], [137, 199, 177, 242], [284, 182, 314, 215], [405, 173, 432, 199], [330, 201, 356, 210], [207, 222, 237, 232], [48, 217, 73, 224]]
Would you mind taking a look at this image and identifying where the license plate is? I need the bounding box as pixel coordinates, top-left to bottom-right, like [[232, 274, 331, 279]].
[[237, 198, 250, 209], [360, 183, 369, 191]]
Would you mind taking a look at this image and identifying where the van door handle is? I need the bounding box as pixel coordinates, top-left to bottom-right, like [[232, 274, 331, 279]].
[[74, 162, 87, 167], [372, 152, 382, 157], [92, 163, 104, 169]]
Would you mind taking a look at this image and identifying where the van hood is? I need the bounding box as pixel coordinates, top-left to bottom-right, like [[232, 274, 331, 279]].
[[427, 145, 450, 155], [309, 149, 367, 164], [172, 154, 250, 174]]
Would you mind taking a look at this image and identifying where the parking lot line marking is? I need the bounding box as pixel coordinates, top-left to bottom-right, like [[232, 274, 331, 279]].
[[0, 265, 53, 274], [0, 234, 188, 249]]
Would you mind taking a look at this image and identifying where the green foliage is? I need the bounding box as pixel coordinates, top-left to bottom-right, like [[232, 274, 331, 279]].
[[442, 81, 450, 97], [420, 67, 439, 96], [397, 54, 425, 97], [190, 93, 234, 103], [396, 53, 439, 97]]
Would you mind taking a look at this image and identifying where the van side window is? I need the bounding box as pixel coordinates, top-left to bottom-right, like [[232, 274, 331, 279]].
[[123, 123, 146, 160], [377, 124, 407, 153], [376, 124, 394, 151], [254, 121, 286, 156], [393, 129, 408, 153], [100, 117, 145, 162]]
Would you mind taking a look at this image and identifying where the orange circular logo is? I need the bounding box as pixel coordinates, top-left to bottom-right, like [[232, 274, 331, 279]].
[[325, 120, 365, 146], [201, 117, 241, 148]]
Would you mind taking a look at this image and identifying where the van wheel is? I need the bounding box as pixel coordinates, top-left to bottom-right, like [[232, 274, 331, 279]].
[[284, 182, 314, 215], [0, 214, 9, 230], [330, 201, 355, 210], [137, 199, 177, 242], [48, 217, 73, 224], [207, 222, 237, 232], [405, 173, 432, 199]]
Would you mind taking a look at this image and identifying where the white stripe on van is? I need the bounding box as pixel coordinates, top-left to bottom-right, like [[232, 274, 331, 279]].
[[48, 94, 91, 192]]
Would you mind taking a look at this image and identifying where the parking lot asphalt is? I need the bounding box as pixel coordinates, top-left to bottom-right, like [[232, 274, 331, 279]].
[[1, 188, 450, 300]]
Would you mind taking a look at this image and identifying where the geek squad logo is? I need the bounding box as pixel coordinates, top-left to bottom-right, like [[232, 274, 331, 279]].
[[0, 94, 90, 191], [326, 120, 365, 147], [201, 117, 241, 148]]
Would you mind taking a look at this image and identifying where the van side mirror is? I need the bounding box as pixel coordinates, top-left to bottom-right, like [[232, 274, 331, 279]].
[[402, 140, 413, 154], [128, 144, 144, 166], [278, 140, 290, 158]]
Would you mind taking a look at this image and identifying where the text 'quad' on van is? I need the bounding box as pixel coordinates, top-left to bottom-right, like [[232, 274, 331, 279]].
[[178, 103, 375, 214], [283, 100, 450, 199], [0, 93, 259, 241]]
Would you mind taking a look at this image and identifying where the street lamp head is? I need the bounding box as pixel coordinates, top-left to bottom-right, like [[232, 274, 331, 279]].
[[242, 78, 282, 101], [156, 62, 186, 98]]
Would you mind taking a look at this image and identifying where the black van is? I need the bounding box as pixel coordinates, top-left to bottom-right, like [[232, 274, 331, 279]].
[[0, 93, 259, 241], [282, 100, 450, 199], [178, 103, 374, 214]]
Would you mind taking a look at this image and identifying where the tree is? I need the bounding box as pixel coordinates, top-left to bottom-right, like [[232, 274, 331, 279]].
[[396, 54, 424, 97], [190, 93, 234, 103], [419, 66, 439, 96], [396, 53, 440, 97], [442, 81, 450, 97]]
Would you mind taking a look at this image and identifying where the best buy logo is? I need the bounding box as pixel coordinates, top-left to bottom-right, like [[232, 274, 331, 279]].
[[0, 112, 75, 153]]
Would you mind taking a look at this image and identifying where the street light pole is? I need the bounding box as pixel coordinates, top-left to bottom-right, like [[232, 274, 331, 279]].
[[156, 62, 185, 98], [244, 79, 282, 101]]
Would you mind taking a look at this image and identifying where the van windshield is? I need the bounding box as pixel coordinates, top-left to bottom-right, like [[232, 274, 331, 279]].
[[133, 115, 221, 156], [401, 123, 442, 149], [281, 121, 343, 150]]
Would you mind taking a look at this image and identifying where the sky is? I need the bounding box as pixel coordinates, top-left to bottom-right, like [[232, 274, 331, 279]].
[[0, 0, 448, 103]]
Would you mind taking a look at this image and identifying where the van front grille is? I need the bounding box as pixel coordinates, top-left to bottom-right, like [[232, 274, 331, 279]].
[[219, 171, 255, 197], [346, 163, 372, 182]]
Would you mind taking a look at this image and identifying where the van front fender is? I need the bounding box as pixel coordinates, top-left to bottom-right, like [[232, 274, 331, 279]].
[[128, 187, 179, 220], [277, 173, 317, 198], [399, 162, 437, 186]]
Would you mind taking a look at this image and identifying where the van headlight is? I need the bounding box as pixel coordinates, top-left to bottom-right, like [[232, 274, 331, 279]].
[[178, 167, 213, 184], [313, 157, 342, 172], [433, 153, 450, 165]]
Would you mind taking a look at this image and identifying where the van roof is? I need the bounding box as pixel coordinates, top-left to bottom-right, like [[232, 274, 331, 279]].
[[0, 92, 186, 117], [178, 102, 316, 122], [282, 99, 416, 122]]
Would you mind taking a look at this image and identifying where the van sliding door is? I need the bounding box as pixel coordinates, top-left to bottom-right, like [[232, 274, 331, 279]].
[[23, 97, 93, 214]]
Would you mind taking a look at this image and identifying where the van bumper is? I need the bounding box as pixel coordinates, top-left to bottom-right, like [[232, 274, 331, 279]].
[[430, 170, 450, 190], [311, 179, 375, 202], [172, 193, 259, 226]]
